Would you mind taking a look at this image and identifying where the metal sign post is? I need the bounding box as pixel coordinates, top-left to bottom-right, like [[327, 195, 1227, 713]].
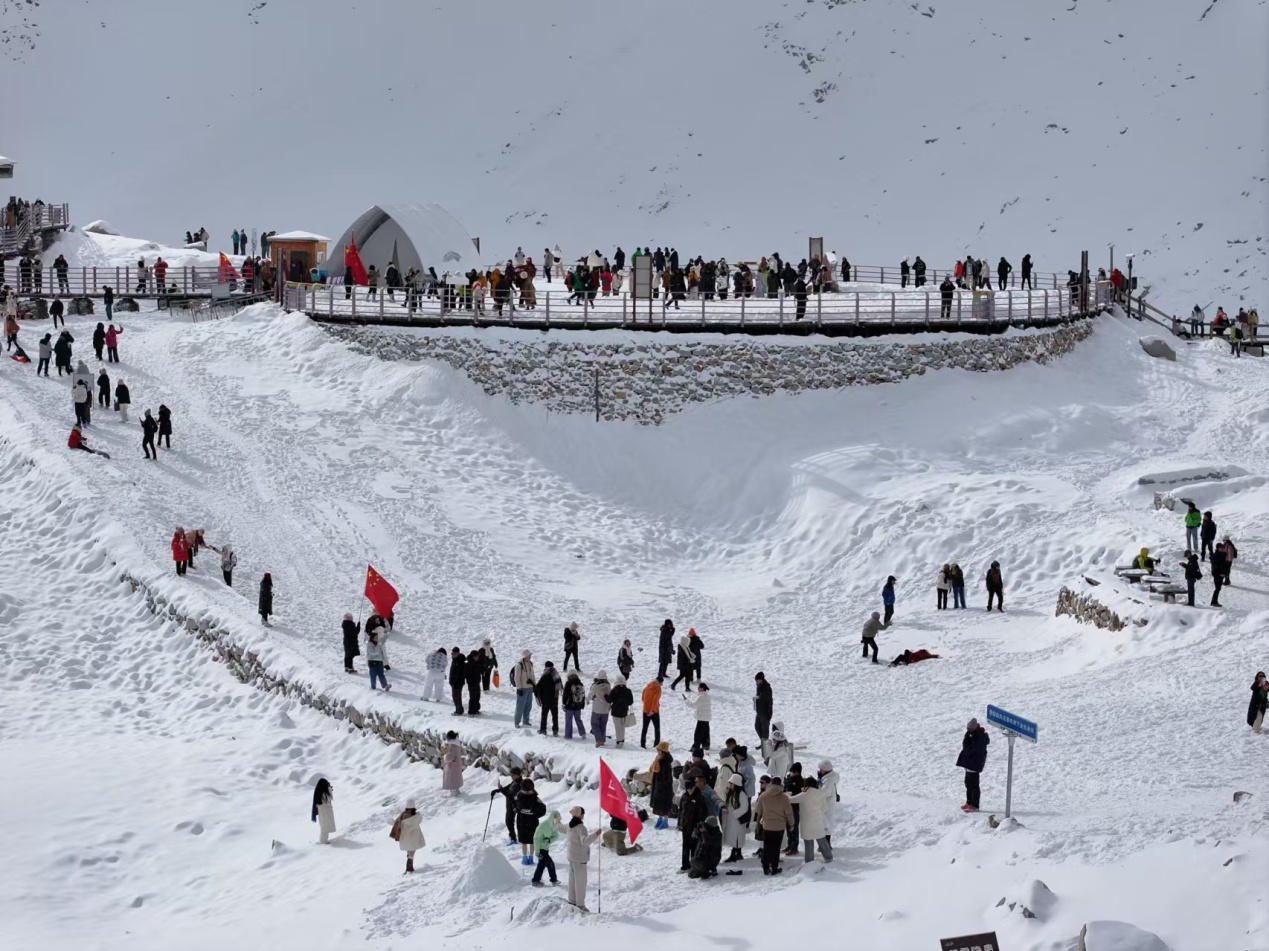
[[985, 704, 1037, 819]]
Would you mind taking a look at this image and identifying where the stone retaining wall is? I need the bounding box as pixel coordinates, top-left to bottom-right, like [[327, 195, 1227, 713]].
[[1055, 585, 1145, 631], [325, 321, 1095, 424], [122, 573, 590, 790]]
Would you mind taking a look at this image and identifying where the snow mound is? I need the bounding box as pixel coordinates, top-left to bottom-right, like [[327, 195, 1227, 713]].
[[992, 879, 1057, 922], [1079, 920, 1172, 951], [1138, 337, 1176, 362], [445, 846, 522, 901], [512, 894, 574, 925], [42, 227, 110, 268], [1135, 466, 1248, 486], [82, 220, 119, 235]]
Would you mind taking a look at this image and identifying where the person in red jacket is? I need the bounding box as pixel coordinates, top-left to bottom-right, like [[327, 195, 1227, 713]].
[[153, 257, 168, 291], [172, 527, 189, 576]]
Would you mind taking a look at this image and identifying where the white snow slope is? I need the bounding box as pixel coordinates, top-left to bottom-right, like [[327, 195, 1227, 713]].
[[1, 299, 1267, 950], [1, 0, 1265, 309]]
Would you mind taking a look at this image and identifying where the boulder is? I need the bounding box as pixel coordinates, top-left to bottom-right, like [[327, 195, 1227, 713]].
[[116, 296, 141, 312], [1079, 920, 1171, 951], [1138, 337, 1176, 361], [71, 297, 95, 315]]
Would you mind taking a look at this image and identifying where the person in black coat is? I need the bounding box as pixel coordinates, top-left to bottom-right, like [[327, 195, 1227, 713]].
[[657, 619, 675, 680], [514, 781, 547, 863], [670, 636, 696, 692], [343, 265, 354, 300], [899, 259, 910, 288], [677, 785, 702, 871], [1209, 544, 1229, 607], [449, 647, 467, 715], [141, 408, 158, 459], [940, 278, 955, 319], [158, 404, 172, 449], [1199, 511, 1217, 562], [535, 660, 562, 735], [465, 649, 483, 714], [753, 672, 773, 744], [490, 768, 524, 844], [53, 331, 74, 376], [1249, 671, 1267, 733], [1020, 254, 1033, 289], [341, 614, 361, 673], [997, 257, 1012, 289], [614, 247, 625, 272], [840, 257, 852, 282], [92, 322, 106, 362], [689, 815, 723, 880], [955, 718, 989, 811], [793, 277, 808, 320], [913, 256, 927, 287], [563, 622, 580, 671], [1181, 551, 1202, 607], [258, 572, 273, 625]]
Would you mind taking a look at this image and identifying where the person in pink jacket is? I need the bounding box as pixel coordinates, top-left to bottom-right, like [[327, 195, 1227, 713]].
[[104, 324, 122, 363]]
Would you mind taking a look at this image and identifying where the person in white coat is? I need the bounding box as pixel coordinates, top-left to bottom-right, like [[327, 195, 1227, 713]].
[[587, 671, 612, 748], [766, 723, 793, 780], [312, 777, 335, 844], [816, 760, 840, 845], [422, 647, 448, 703], [395, 800, 425, 873], [442, 730, 463, 795], [788, 777, 833, 862], [565, 805, 600, 911], [220, 545, 237, 587], [686, 681, 712, 751], [714, 752, 737, 800], [936, 563, 951, 610], [721, 773, 750, 862]]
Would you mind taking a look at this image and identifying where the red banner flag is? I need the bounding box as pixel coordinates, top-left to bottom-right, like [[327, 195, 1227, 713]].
[[345, 234, 369, 286], [599, 759, 643, 844], [364, 565, 399, 618], [218, 252, 240, 283]]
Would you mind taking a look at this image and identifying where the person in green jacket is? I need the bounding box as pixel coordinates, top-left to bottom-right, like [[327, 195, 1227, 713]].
[[531, 809, 564, 886], [1184, 502, 1202, 552]]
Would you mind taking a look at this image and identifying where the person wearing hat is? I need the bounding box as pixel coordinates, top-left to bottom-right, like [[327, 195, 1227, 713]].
[[881, 575, 897, 627], [561, 671, 588, 739], [565, 806, 600, 911], [985, 561, 1005, 612], [491, 767, 524, 845], [423, 647, 448, 703], [766, 724, 792, 780], [479, 638, 499, 691], [535, 660, 563, 735], [587, 670, 612, 747], [392, 799, 425, 873], [608, 674, 634, 747], [956, 719, 990, 812], [531, 809, 564, 886], [721, 772, 751, 863], [862, 611, 883, 664], [753, 672, 773, 746], [649, 741, 675, 828], [670, 634, 697, 692], [641, 676, 663, 748], [511, 650, 536, 728], [752, 775, 794, 875], [341, 613, 361, 674]]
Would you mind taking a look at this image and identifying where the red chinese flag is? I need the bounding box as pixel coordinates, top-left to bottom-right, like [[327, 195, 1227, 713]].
[[345, 234, 369, 286], [218, 252, 240, 283], [599, 759, 643, 844], [364, 565, 399, 618]]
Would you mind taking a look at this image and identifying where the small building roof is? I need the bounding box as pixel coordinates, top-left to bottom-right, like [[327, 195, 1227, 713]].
[[269, 230, 331, 242]]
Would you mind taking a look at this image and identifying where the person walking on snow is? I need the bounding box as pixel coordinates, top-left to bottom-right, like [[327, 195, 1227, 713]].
[[392, 800, 425, 873], [442, 731, 463, 795], [753, 671, 773, 745], [563, 621, 581, 671], [142, 409, 158, 459], [641, 676, 662, 747], [220, 545, 236, 586], [536, 660, 562, 735], [171, 528, 189, 576], [491, 767, 524, 845], [985, 561, 1005, 612], [565, 806, 600, 911], [464, 649, 483, 714], [96, 368, 111, 408], [882, 575, 897, 626], [512, 650, 536, 727], [862, 611, 883, 663], [956, 719, 990, 812], [1209, 543, 1228, 608], [341, 614, 361, 673], [1184, 502, 1202, 552], [1200, 511, 1217, 562], [312, 778, 336, 844], [158, 404, 172, 449], [587, 670, 612, 747], [532, 810, 564, 886], [658, 618, 675, 680], [671, 635, 697, 692], [1249, 672, 1267, 734], [617, 639, 635, 680], [258, 572, 273, 625], [686, 681, 712, 750], [114, 379, 131, 422], [105, 324, 122, 363]]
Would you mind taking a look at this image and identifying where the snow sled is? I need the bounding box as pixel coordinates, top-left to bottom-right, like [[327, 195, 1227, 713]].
[[10, 346, 30, 363]]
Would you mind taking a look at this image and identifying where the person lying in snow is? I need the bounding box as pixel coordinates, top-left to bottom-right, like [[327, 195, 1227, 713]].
[[890, 649, 941, 667]]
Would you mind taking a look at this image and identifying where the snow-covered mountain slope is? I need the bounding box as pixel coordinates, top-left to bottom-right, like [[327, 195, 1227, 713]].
[[2, 0, 1264, 309], [1, 301, 1267, 948]]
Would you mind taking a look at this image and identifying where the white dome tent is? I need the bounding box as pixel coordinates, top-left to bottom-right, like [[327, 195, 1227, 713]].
[[328, 203, 480, 279]]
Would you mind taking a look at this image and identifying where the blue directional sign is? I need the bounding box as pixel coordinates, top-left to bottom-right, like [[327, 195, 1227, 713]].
[[987, 705, 1038, 743]]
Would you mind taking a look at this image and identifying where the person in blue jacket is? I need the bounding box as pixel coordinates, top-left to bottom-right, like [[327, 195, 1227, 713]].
[[956, 718, 990, 812], [881, 576, 897, 627]]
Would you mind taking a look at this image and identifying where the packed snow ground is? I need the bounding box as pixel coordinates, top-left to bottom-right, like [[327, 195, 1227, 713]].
[[1, 302, 1267, 950], [3, 0, 1265, 309]]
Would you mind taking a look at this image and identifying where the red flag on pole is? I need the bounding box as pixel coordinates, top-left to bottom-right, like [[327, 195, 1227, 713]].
[[345, 234, 369, 286], [218, 252, 240, 283], [599, 759, 643, 844], [364, 565, 399, 618]]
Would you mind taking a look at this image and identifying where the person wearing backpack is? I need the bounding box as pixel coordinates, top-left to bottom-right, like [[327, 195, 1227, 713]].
[[535, 660, 562, 736], [608, 674, 634, 747], [1181, 551, 1202, 607], [562, 671, 588, 739], [511, 650, 536, 727], [515, 779, 548, 865]]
